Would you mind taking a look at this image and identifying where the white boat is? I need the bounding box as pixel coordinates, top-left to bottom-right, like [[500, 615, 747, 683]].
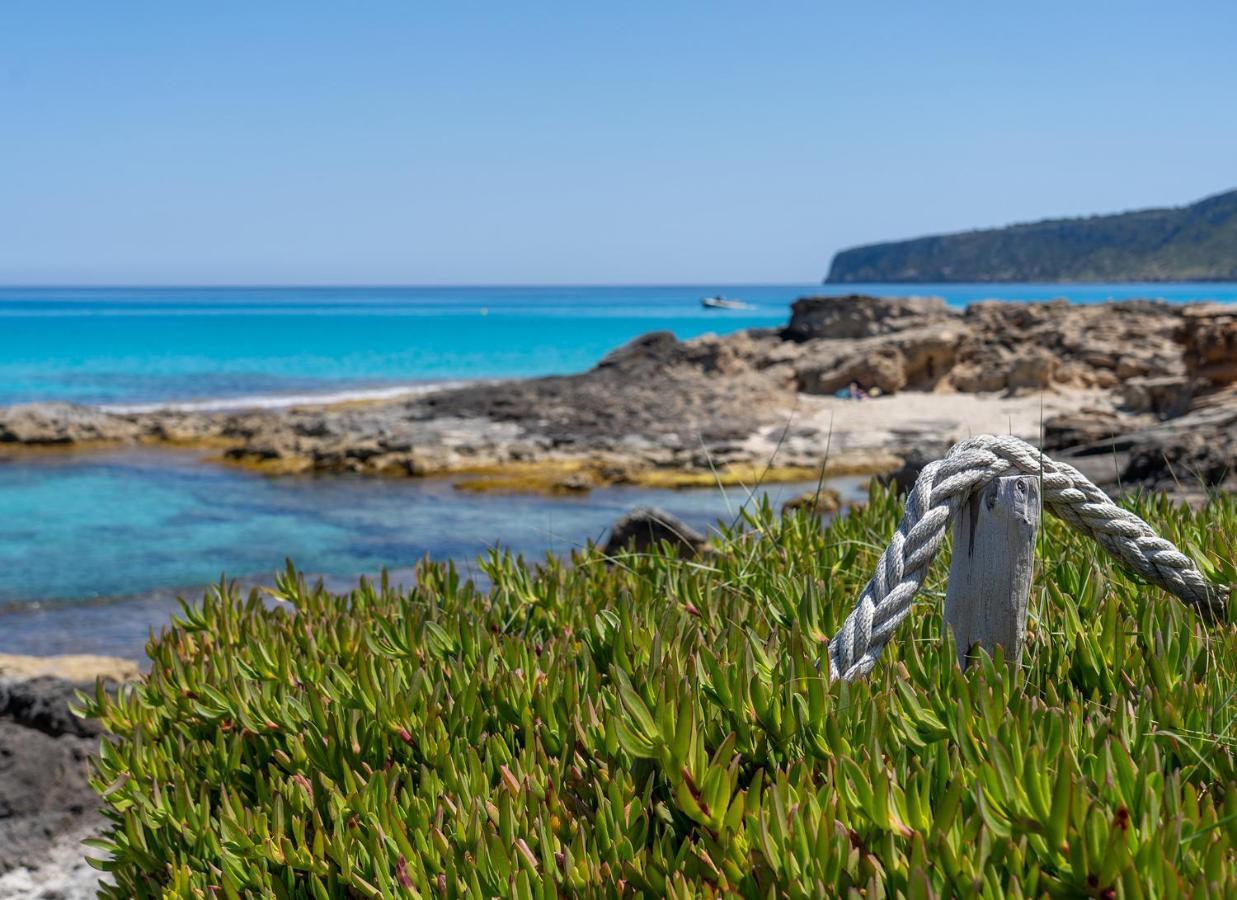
[[701, 295, 754, 311]]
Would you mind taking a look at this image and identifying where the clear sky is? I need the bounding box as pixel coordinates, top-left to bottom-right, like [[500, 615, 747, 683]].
[[2, 2, 1235, 285]]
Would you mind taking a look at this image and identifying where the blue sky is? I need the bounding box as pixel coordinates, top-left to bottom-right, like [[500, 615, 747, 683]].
[[2, 2, 1234, 284]]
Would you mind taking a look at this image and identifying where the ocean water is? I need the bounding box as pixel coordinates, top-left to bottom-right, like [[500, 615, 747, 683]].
[[3, 283, 1234, 407], [2, 283, 1233, 655], [0, 285, 800, 406]]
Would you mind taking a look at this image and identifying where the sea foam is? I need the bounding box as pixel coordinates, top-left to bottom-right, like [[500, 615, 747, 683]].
[[99, 380, 478, 414]]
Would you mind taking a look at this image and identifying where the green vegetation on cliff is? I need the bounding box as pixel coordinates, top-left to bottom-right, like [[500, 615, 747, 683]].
[[827, 189, 1237, 283], [79, 487, 1235, 897]]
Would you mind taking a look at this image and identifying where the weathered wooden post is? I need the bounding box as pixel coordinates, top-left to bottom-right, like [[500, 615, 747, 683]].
[[944, 474, 1041, 668]]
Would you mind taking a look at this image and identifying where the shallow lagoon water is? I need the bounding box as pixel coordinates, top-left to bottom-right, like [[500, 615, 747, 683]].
[[0, 449, 863, 658]]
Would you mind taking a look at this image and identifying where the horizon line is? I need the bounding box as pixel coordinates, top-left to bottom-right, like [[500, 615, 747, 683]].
[[0, 281, 823, 290]]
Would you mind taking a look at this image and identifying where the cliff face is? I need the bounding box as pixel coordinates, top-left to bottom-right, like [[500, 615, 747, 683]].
[[826, 189, 1237, 283]]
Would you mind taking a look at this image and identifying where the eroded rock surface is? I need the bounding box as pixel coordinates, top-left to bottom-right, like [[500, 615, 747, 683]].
[[783, 296, 1190, 398]]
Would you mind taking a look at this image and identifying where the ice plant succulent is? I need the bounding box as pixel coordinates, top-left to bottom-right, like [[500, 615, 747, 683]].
[[78, 484, 1236, 897]]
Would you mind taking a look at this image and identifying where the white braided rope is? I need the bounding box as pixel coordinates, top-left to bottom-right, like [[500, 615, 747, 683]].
[[827, 434, 1227, 682]]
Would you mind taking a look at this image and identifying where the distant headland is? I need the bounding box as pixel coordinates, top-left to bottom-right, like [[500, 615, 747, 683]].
[[826, 188, 1237, 283]]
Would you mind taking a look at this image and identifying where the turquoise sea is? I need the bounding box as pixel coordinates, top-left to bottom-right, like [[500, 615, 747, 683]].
[[0, 285, 804, 406], [5, 283, 1237, 407], [2, 283, 1234, 657]]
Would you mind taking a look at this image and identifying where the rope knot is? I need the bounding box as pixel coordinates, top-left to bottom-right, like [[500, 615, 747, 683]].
[[826, 435, 1227, 681]]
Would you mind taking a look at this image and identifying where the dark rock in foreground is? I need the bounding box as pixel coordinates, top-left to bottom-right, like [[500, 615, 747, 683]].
[[877, 445, 952, 495], [0, 657, 135, 897], [0, 716, 98, 870], [602, 507, 709, 557]]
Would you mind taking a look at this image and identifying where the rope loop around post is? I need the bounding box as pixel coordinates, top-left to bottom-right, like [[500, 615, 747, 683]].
[[827, 434, 1228, 682]]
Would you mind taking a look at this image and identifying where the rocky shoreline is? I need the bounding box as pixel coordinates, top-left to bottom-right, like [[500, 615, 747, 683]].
[[2, 295, 1233, 499], [0, 656, 137, 899]]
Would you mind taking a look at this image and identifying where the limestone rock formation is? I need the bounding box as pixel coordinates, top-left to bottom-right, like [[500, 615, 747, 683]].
[[784, 294, 957, 341], [1182, 304, 1237, 386], [0, 403, 142, 445], [792, 322, 963, 395]]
